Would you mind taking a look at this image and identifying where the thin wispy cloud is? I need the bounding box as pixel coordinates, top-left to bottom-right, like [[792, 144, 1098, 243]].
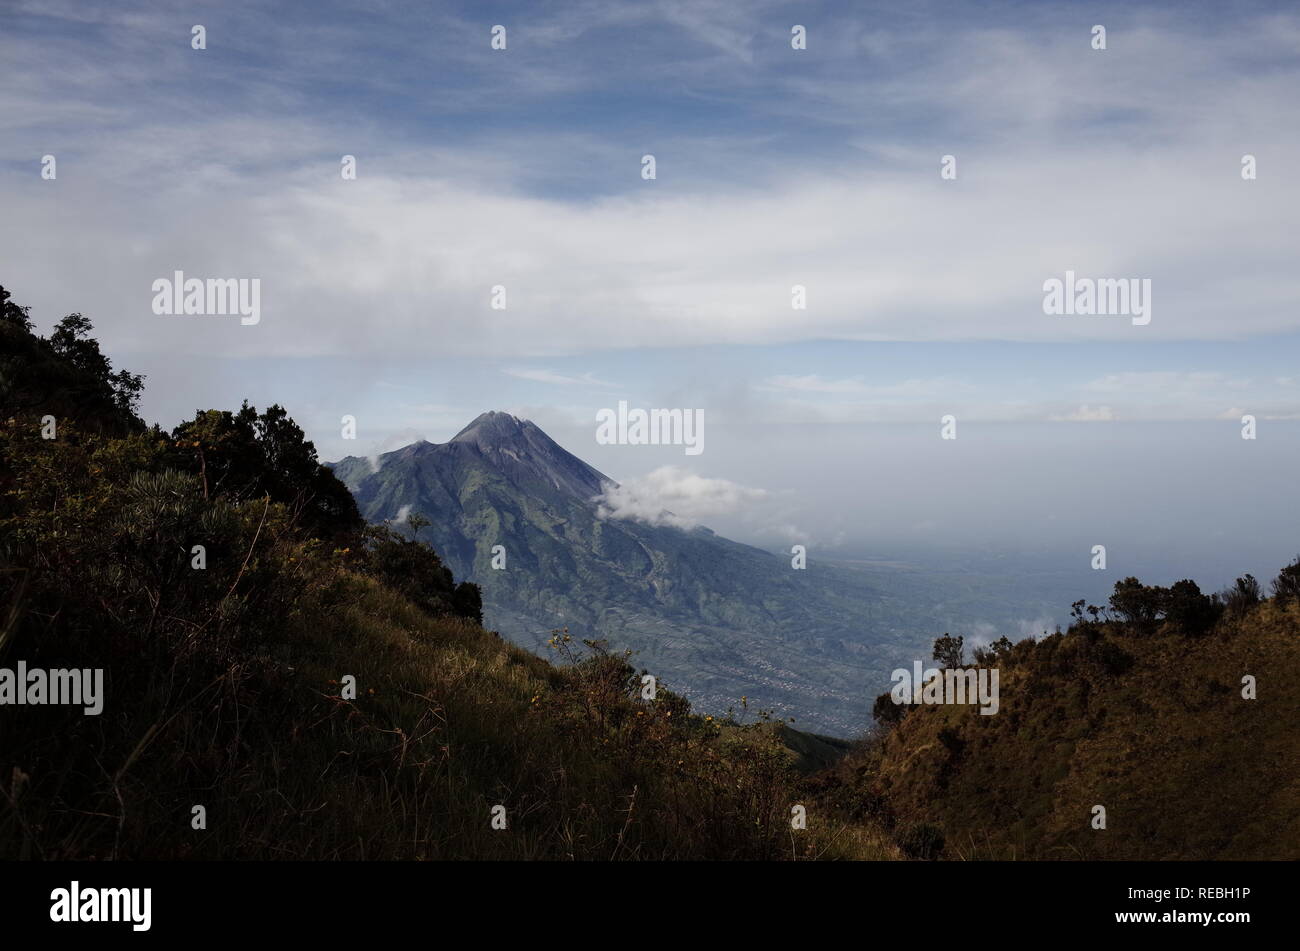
[[503, 368, 614, 386], [1050, 404, 1117, 422]]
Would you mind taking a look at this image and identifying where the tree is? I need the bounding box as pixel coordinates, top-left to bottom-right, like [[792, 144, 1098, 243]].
[[0, 288, 144, 432], [1163, 579, 1216, 636], [0, 285, 33, 331], [49, 313, 144, 417], [170, 402, 362, 541], [972, 635, 1015, 667], [932, 633, 965, 668], [1109, 577, 1163, 630]]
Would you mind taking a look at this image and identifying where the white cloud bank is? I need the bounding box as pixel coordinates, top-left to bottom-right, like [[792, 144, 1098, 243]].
[[1051, 404, 1116, 422], [596, 466, 768, 529], [3, 6, 1299, 362]]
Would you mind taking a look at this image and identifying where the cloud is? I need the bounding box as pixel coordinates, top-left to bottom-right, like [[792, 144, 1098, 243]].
[[596, 466, 768, 528], [503, 368, 613, 386], [365, 428, 427, 473], [1016, 617, 1057, 640], [5, 3, 1300, 367], [18, 152, 1296, 364], [747, 372, 1299, 424], [1220, 406, 1300, 421], [1082, 372, 1248, 395], [761, 375, 873, 394], [759, 375, 965, 398], [1051, 404, 1116, 422]]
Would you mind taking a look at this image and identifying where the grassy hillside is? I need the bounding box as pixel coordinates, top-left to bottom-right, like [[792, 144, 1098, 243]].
[[811, 595, 1300, 860], [0, 285, 896, 861], [3, 558, 896, 860], [3, 284, 1294, 861]]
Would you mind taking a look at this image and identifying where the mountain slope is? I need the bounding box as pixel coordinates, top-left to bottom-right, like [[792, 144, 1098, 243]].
[[3, 298, 896, 861], [330, 413, 918, 735], [811, 597, 1300, 860]]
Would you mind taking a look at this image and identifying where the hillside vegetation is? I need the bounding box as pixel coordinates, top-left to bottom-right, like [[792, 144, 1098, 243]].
[[0, 285, 893, 860], [812, 579, 1300, 859], [3, 284, 1295, 861]]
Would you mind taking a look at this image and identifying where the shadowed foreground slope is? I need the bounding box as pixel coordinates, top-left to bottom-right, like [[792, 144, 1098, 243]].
[[0, 287, 892, 860]]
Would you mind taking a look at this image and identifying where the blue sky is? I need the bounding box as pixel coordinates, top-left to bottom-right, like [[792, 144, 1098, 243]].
[[3, 0, 1299, 578]]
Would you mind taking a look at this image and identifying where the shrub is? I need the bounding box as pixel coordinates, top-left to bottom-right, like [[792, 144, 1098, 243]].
[[894, 821, 945, 860], [1272, 556, 1300, 605], [873, 690, 906, 728], [362, 524, 480, 621], [1221, 574, 1261, 618]]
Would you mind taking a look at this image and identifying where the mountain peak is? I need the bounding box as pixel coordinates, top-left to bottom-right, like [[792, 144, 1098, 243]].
[[450, 411, 533, 446], [445, 410, 611, 499]]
